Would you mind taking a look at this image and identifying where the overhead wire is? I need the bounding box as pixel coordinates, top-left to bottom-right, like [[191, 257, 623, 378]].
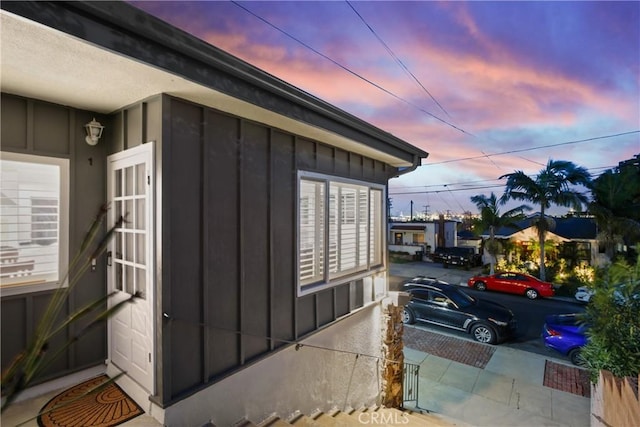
[[388, 164, 619, 196], [444, 184, 471, 213], [425, 131, 639, 166], [346, 1, 450, 119], [230, 1, 638, 175], [229, 0, 635, 213], [230, 1, 473, 137]]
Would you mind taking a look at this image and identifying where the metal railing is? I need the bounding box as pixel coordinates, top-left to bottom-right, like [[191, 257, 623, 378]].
[[402, 362, 419, 408]]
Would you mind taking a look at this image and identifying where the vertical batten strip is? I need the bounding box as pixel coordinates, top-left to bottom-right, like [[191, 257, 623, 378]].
[[200, 107, 210, 382]]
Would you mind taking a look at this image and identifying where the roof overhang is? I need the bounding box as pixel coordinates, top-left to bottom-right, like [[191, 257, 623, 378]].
[[1, 2, 427, 169]]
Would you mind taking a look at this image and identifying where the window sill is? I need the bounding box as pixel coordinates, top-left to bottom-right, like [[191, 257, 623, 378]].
[[0, 281, 65, 298], [298, 265, 386, 297]]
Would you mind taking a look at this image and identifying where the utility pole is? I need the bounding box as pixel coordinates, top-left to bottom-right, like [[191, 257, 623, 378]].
[[423, 205, 430, 219], [410, 200, 413, 221]]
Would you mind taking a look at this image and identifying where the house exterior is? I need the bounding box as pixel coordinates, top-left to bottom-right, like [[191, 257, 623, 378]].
[[0, 2, 427, 426], [485, 215, 606, 267], [457, 229, 482, 255], [388, 217, 457, 256]]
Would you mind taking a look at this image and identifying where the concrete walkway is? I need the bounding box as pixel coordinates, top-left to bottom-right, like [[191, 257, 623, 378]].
[[403, 333, 591, 427], [394, 261, 591, 426]]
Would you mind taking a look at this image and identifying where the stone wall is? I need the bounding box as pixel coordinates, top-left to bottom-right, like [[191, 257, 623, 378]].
[[381, 303, 404, 407]]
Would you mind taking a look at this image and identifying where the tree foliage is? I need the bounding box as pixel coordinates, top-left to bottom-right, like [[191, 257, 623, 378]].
[[1, 205, 137, 413], [470, 192, 530, 274], [580, 249, 640, 383], [588, 163, 640, 260], [500, 159, 591, 281]]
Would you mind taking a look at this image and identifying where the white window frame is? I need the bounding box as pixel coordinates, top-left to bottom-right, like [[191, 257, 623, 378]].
[[0, 151, 69, 296], [297, 171, 385, 296]]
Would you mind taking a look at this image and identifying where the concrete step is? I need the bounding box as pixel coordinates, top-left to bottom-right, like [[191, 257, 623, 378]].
[[258, 415, 292, 427], [256, 406, 458, 426], [290, 414, 320, 426]]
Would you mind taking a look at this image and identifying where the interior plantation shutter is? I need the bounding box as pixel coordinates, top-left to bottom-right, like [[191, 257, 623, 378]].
[[338, 184, 357, 272], [369, 188, 382, 266], [0, 158, 61, 287], [328, 184, 339, 274], [299, 179, 325, 284], [357, 186, 369, 268]]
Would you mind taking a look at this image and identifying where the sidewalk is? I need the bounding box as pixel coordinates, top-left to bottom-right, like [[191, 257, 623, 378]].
[[393, 261, 591, 426], [403, 329, 591, 427]]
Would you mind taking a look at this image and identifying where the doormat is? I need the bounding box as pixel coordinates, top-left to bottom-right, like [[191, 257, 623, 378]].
[[543, 360, 591, 397], [38, 374, 143, 427]]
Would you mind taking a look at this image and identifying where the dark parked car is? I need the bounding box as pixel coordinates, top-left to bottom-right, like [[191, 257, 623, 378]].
[[430, 247, 481, 268], [429, 247, 450, 264], [542, 313, 588, 365], [442, 247, 482, 269], [402, 280, 517, 344], [467, 271, 555, 299], [402, 275, 450, 290]]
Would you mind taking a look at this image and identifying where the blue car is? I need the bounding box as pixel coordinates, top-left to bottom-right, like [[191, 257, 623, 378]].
[[542, 313, 588, 365]]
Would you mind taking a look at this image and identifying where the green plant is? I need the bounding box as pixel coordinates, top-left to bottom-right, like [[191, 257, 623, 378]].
[[500, 159, 592, 281], [470, 192, 530, 275], [580, 249, 640, 382], [1, 204, 137, 412]]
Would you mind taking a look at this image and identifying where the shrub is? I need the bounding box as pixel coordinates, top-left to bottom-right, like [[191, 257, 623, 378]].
[[580, 250, 640, 382]]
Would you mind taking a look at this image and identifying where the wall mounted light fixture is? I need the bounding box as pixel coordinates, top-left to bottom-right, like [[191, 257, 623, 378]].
[[84, 117, 104, 146]]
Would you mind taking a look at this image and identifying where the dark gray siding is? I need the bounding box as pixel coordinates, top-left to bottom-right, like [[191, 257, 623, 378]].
[[159, 96, 392, 404], [1, 92, 396, 405], [0, 94, 110, 382]]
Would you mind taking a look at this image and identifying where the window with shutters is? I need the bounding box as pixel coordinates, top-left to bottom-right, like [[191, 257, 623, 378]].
[[0, 152, 69, 295], [298, 172, 384, 295]]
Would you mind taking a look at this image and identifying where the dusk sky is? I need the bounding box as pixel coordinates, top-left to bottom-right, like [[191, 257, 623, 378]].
[[130, 1, 639, 217]]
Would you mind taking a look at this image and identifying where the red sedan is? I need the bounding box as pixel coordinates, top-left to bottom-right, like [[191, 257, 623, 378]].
[[467, 272, 555, 300]]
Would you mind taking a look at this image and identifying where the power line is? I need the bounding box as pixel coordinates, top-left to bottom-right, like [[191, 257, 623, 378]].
[[230, 2, 638, 171], [425, 131, 639, 166], [444, 184, 470, 213], [230, 1, 473, 136], [388, 164, 619, 196], [346, 1, 450, 118], [390, 184, 506, 196]]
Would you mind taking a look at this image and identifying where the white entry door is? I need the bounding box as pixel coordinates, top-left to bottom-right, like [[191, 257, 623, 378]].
[[107, 142, 155, 393]]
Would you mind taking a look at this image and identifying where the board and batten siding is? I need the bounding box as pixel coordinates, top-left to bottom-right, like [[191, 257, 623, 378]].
[[160, 96, 392, 404], [0, 93, 110, 382]]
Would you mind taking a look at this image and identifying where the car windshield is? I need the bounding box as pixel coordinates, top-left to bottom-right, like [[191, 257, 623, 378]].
[[448, 288, 475, 308]]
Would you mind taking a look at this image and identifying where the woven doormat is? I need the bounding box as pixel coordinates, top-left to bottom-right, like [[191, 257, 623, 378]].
[[38, 375, 143, 427], [543, 360, 591, 397]]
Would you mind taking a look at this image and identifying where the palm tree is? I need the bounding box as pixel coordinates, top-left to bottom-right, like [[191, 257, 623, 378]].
[[470, 193, 531, 274], [500, 159, 591, 281]]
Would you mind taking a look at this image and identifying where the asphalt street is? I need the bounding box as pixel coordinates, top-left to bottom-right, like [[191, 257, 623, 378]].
[[389, 260, 587, 363]]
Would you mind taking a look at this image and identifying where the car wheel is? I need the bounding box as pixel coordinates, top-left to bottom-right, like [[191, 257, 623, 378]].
[[471, 323, 496, 344], [402, 308, 415, 325], [569, 348, 584, 366], [525, 288, 539, 299], [475, 281, 487, 291]]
